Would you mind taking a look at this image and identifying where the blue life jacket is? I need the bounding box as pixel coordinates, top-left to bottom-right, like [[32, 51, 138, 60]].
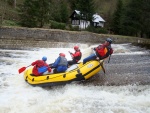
[[52, 56, 68, 72], [38, 66, 48, 73]]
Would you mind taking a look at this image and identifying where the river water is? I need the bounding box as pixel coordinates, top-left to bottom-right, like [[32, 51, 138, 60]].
[[0, 43, 150, 113]]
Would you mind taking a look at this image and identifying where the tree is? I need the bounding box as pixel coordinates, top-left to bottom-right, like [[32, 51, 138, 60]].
[[19, 0, 52, 28], [7, 0, 16, 8], [68, 0, 76, 11], [49, 0, 69, 23], [140, 0, 150, 38], [0, 0, 7, 25], [73, 0, 95, 21], [120, 0, 150, 38], [121, 0, 143, 36], [60, 1, 69, 23], [111, 0, 123, 34]]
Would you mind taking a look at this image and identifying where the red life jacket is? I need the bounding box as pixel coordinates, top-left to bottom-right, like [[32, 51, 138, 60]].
[[36, 60, 46, 67], [31, 60, 50, 76], [73, 51, 82, 62], [96, 45, 113, 60]]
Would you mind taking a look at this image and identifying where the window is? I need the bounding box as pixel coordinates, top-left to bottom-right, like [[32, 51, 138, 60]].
[[72, 20, 79, 25]]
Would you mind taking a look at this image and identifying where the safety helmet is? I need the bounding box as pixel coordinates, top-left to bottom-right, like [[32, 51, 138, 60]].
[[59, 53, 65, 57], [42, 56, 47, 61], [106, 38, 112, 44], [74, 46, 79, 50]]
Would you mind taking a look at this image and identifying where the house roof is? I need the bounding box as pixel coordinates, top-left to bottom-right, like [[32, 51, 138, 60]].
[[93, 13, 105, 22], [69, 10, 80, 18], [70, 10, 105, 22], [74, 10, 80, 15]]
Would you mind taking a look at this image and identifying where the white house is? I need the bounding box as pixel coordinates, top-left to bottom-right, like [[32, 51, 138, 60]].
[[69, 10, 90, 29], [69, 10, 105, 29], [92, 13, 105, 27]]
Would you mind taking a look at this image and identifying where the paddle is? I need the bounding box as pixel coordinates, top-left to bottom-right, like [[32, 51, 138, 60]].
[[108, 54, 111, 63], [92, 49, 106, 74], [68, 51, 73, 58], [18, 65, 31, 74], [99, 60, 105, 74]]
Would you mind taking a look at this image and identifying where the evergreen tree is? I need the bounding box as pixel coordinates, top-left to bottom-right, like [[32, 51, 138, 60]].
[[7, 0, 16, 8], [140, 0, 150, 38], [121, 0, 142, 36], [117, 0, 150, 38], [111, 0, 123, 34], [68, 0, 76, 11], [60, 1, 69, 23], [73, 0, 95, 21], [50, 0, 69, 23], [19, 0, 51, 28], [50, 0, 61, 22]]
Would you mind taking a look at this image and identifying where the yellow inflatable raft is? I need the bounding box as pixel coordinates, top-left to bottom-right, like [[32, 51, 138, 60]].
[[24, 60, 104, 86]]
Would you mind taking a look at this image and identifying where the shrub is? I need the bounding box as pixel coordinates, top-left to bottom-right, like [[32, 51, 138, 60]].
[[50, 21, 66, 30], [2, 20, 20, 26], [86, 26, 108, 34]]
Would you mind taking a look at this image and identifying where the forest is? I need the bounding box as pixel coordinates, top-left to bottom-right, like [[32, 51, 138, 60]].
[[0, 0, 150, 38]]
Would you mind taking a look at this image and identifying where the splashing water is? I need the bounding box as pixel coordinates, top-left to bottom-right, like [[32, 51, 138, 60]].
[[0, 44, 150, 113]]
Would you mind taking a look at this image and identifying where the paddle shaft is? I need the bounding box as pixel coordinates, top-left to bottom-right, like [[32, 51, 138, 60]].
[[69, 51, 73, 59], [26, 65, 31, 68], [108, 55, 111, 63]]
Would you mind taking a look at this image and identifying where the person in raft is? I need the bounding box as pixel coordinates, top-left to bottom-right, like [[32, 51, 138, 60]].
[[68, 46, 82, 66], [50, 53, 68, 73], [83, 38, 113, 64], [31, 56, 51, 76]]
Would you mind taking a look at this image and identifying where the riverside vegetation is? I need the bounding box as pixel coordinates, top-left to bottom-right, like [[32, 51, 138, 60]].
[[0, 0, 150, 39]]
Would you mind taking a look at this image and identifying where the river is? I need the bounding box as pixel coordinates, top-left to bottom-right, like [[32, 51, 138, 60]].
[[0, 43, 150, 113]]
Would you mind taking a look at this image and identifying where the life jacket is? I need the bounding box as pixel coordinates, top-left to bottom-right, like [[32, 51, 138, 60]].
[[58, 56, 68, 66], [38, 66, 48, 73], [74, 51, 82, 62], [96, 45, 112, 60], [32, 60, 49, 76], [36, 60, 45, 67]]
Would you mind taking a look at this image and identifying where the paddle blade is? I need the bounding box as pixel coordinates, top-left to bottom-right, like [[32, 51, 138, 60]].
[[18, 67, 26, 74], [100, 61, 106, 74]]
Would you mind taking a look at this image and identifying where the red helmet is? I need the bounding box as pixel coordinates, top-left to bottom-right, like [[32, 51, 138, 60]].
[[74, 46, 79, 50], [59, 53, 65, 57]]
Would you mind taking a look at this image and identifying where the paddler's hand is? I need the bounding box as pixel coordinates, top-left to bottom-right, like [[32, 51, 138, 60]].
[[91, 48, 96, 51], [69, 51, 72, 54], [96, 57, 99, 60]]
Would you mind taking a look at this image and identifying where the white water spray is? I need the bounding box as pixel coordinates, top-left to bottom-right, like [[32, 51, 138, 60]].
[[0, 44, 150, 113]]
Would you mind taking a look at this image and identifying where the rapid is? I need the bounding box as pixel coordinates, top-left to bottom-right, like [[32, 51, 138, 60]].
[[0, 43, 150, 113]]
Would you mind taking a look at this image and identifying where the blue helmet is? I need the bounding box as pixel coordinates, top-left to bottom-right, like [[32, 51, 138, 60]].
[[106, 38, 112, 44], [42, 56, 47, 61]]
